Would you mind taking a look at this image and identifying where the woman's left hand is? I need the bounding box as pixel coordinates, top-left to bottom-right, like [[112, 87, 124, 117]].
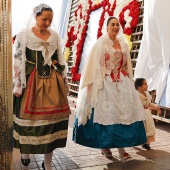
[[65, 83, 69, 95], [14, 92, 21, 97]]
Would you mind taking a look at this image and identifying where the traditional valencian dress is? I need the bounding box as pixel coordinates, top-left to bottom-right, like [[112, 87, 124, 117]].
[[138, 91, 155, 143], [73, 34, 146, 148], [13, 28, 71, 154]]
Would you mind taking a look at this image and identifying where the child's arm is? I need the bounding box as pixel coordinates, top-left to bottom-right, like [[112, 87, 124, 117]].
[[149, 103, 162, 114]]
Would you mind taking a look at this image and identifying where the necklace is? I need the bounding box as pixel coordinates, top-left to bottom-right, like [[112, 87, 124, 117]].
[[35, 24, 46, 35], [40, 30, 46, 34]]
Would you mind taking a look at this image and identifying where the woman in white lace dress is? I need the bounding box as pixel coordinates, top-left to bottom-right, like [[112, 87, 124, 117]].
[[13, 4, 71, 170], [72, 17, 146, 163]]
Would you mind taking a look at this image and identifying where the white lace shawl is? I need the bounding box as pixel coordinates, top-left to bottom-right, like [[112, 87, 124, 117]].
[[13, 28, 67, 94], [76, 33, 133, 125]]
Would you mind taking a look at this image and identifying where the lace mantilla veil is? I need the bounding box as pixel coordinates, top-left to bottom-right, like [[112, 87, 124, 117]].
[[76, 16, 133, 126]]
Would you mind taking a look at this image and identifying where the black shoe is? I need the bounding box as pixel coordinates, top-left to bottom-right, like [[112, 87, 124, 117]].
[[42, 161, 46, 170], [142, 144, 151, 150], [21, 157, 30, 166]]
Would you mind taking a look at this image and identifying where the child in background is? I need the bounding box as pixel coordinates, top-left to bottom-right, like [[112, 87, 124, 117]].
[[135, 78, 161, 150]]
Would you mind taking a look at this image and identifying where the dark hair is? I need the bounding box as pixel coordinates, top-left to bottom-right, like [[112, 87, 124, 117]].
[[107, 17, 118, 26], [134, 78, 146, 90], [36, 7, 53, 17]]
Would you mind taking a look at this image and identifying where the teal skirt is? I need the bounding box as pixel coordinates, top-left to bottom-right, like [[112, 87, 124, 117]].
[[73, 109, 146, 148]]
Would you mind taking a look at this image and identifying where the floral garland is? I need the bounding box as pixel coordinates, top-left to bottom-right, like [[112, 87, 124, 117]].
[[119, 0, 140, 35], [64, 0, 140, 81]]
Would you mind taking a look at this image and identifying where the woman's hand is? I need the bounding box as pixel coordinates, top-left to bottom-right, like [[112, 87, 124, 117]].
[[65, 83, 69, 95], [14, 92, 21, 97]]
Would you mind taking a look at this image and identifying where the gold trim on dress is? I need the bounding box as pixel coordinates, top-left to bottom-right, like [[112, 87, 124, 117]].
[[13, 115, 69, 127], [13, 130, 68, 145]]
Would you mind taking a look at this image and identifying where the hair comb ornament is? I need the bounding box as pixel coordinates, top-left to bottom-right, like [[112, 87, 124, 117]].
[[33, 3, 51, 16]]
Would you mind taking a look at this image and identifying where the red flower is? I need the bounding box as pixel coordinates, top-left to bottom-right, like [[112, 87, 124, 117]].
[[119, 0, 139, 35], [124, 28, 132, 35]]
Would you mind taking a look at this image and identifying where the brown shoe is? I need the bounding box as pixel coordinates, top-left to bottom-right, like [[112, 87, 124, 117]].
[[101, 149, 113, 158]]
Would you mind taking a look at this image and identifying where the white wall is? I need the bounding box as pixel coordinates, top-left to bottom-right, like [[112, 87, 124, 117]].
[[78, 8, 102, 73], [12, 0, 62, 36]]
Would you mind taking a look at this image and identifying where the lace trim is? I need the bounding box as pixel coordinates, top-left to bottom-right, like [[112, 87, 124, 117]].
[[93, 76, 145, 125], [13, 130, 67, 145], [13, 41, 26, 94], [13, 115, 68, 126], [26, 29, 59, 66]]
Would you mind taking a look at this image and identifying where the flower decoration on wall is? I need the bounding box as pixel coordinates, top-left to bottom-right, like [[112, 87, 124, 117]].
[[64, 0, 140, 81], [119, 0, 140, 35]]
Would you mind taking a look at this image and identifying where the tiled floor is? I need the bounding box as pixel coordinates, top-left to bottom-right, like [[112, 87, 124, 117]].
[[13, 97, 170, 170]]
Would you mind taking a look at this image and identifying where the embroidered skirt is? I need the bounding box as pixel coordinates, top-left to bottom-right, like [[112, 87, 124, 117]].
[[13, 69, 70, 154]]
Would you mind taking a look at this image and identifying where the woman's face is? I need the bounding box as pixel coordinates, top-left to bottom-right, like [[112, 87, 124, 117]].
[[107, 18, 120, 36], [36, 10, 53, 30]]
